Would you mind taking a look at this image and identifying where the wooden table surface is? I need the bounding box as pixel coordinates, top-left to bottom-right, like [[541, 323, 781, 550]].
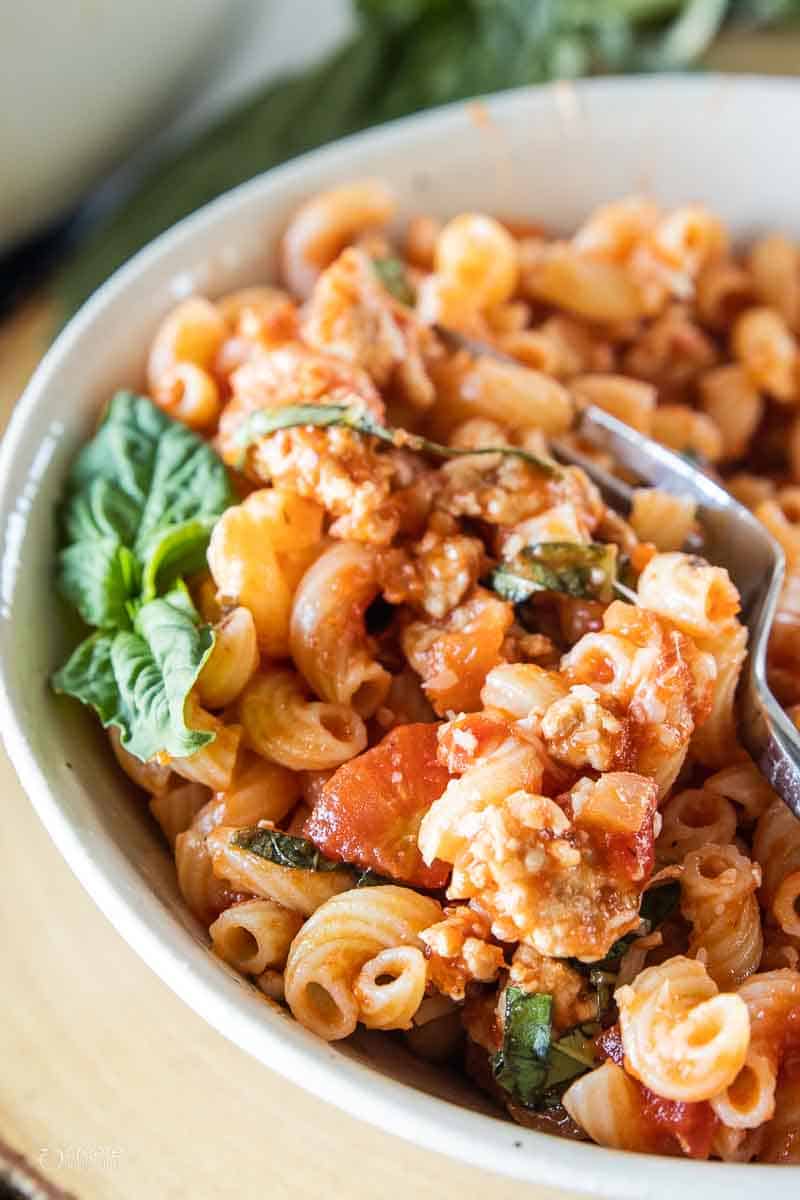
[[0, 298, 572, 1199]]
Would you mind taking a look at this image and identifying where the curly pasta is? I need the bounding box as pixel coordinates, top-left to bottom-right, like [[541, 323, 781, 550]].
[[216, 752, 301, 828], [657, 788, 738, 865], [563, 1061, 651, 1152], [168, 703, 241, 791], [753, 799, 800, 939], [210, 899, 303, 975], [239, 669, 367, 772], [760, 1075, 800, 1163], [149, 779, 210, 849], [562, 595, 715, 796], [616, 956, 751, 1102], [711, 970, 800, 1132], [280, 178, 396, 299], [208, 488, 323, 659], [284, 885, 441, 1039], [637, 553, 747, 766], [680, 844, 763, 988], [703, 759, 777, 824], [629, 488, 696, 552], [175, 802, 231, 924], [289, 540, 390, 717], [195, 606, 259, 710]]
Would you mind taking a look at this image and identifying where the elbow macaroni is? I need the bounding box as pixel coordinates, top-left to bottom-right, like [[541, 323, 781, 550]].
[[289, 540, 390, 716], [284, 885, 441, 1039], [616, 956, 751, 1102]]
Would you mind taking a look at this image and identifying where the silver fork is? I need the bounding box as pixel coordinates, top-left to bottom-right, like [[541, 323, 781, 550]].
[[434, 326, 800, 817]]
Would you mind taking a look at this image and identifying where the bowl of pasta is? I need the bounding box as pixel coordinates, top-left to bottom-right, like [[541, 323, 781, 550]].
[[2, 74, 800, 1196]]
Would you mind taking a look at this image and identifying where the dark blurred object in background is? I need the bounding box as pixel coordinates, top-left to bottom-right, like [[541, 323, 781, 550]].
[[32, 0, 800, 317]]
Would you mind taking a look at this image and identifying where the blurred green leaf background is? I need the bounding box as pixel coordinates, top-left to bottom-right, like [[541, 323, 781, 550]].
[[58, 0, 800, 316]]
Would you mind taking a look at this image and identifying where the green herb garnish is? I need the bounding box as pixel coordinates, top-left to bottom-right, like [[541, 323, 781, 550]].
[[541, 1024, 599, 1097], [52, 391, 235, 761], [373, 256, 416, 305], [53, 587, 216, 761], [233, 827, 396, 885], [492, 988, 599, 1108], [493, 989, 552, 1104], [234, 403, 558, 476], [233, 827, 345, 872], [59, 390, 235, 621], [490, 541, 618, 605]]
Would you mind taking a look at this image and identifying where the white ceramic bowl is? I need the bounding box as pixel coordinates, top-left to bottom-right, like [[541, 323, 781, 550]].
[[1, 76, 798, 1197]]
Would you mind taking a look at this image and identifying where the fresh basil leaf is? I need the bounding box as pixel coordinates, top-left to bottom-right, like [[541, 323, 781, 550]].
[[58, 539, 140, 629], [63, 476, 141, 546], [233, 827, 344, 872], [373, 256, 416, 305], [233, 827, 394, 885], [52, 632, 119, 726], [235, 402, 559, 476], [543, 1024, 598, 1094], [58, 391, 233, 624], [139, 516, 220, 602], [604, 879, 681, 963], [53, 595, 215, 762], [492, 987, 600, 1109], [53, 392, 235, 760], [66, 390, 235, 559], [490, 541, 618, 605], [109, 592, 215, 761], [492, 989, 552, 1104]]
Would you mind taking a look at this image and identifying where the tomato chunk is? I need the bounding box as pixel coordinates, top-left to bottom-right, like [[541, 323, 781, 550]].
[[304, 723, 450, 888]]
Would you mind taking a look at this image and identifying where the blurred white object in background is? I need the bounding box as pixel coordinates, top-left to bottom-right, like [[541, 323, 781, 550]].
[[0, 0, 351, 253]]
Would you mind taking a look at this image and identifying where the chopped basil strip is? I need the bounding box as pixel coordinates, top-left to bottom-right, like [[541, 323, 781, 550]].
[[490, 541, 618, 605], [493, 988, 598, 1108], [492, 989, 552, 1104], [373, 256, 415, 305], [233, 828, 398, 886], [543, 1024, 599, 1096], [600, 878, 681, 966], [233, 827, 345, 872], [234, 403, 559, 477]]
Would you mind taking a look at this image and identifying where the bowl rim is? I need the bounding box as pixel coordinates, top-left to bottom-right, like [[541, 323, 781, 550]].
[[2, 74, 799, 1195]]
